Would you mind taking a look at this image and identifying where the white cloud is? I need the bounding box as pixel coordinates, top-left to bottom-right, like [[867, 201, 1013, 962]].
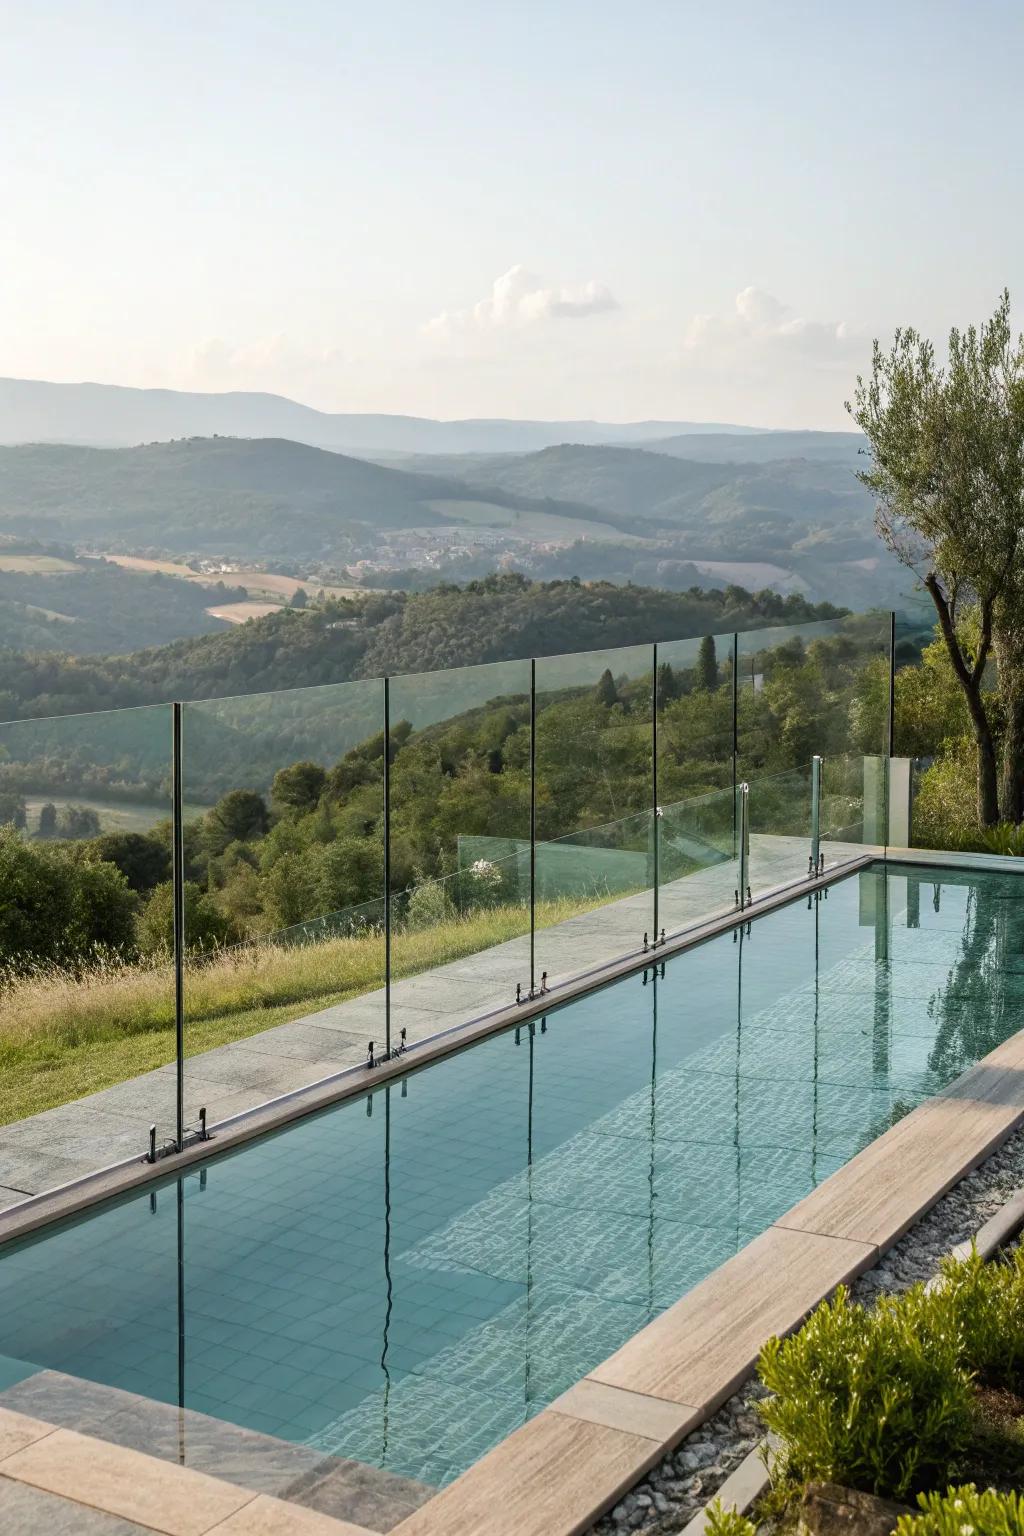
[[425, 264, 619, 335], [685, 287, 858, 363]]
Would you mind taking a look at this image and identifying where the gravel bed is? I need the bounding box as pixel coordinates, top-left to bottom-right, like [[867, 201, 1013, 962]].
[[591, 1124, 1024, 1536]]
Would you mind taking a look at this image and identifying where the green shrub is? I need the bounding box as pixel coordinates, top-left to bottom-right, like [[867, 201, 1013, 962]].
[[913, 739, 985, 853], [404, 876, 454, 931], [137, 881, 233, 957], [981, 823, 1024, 856], [0, 826, 136, 972], [703, 1501, 756, 1536], [895, 1485, 1024, 1536], [937, 1244, 1024, 1392], [758, 1284, 973, 1501]]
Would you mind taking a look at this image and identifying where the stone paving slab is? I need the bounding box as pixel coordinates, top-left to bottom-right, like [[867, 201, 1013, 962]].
[[0, 1478, 155, 1535], [0, 1424, 254, 1535], [391, 1408, 661, 1536], [0, 1372, 432, 1532], [0, 1403, 380, 1535]]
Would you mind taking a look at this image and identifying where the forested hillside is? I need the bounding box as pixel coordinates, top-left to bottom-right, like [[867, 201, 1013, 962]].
[[404, 444, 875, 559], [0, 575, 843, 723], [0, 558, 242, 654], [0, 438, 619, 557]]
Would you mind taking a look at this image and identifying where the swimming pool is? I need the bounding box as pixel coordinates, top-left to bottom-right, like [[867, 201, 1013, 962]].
[[0, 860, 1021, 1494]]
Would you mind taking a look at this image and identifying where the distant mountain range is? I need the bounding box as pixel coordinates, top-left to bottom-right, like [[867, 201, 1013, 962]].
[[0, 377, 777, 455]]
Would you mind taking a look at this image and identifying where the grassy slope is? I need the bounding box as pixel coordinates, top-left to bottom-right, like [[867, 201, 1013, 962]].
[[0, 895, 600, 1126]]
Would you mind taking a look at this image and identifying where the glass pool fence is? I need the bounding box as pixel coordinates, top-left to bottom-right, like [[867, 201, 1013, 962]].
[[0, 611, 895, 1189]]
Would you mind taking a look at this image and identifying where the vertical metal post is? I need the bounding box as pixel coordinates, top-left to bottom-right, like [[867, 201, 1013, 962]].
[[651, 643, 659, 948], [383, 676, 392, 1058], [529, 660, 537, 994], [171, 702, 185, 1154], [738, 781, 750, 909], [176, 1176, 186, 1451], [731, 633, 739, 854], [810, 754, 823, 875]]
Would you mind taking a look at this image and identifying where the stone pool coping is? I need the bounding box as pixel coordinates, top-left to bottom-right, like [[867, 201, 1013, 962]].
[[0, 1402, 377, 1534], [0, 848, 874, 1247]]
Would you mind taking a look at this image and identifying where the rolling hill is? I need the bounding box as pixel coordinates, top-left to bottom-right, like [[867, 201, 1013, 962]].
[[0, 437, 629, 558], [0, 432, 910, 610], [0, 377, 759, 455], [642, 429, 865, 464], [392, 443, 878, 560]]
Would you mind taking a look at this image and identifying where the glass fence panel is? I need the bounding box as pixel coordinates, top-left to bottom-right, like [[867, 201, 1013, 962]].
[[820, 753, 888, 860], [747, 764, 813, 896], [181, 677, 385, 1136], [655, 629, 736, 938], [655, 784, 739, 936], [0, 702, 175, 1188], [736, 613, 892, 781], [655, 631, 736, 796], [389, 657, 532, 1031], [534, 643, 654, 984]]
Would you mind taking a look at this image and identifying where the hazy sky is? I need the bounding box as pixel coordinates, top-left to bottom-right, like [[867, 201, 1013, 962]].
[[3, 0, 1023, 427]]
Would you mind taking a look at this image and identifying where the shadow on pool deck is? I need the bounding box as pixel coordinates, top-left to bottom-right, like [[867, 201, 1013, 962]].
[[0, 836, 859, 1204]]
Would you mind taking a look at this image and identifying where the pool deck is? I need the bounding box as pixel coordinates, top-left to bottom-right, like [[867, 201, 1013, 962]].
[[0, 834, 838, 1207], [0, 1369, 430, 1533]]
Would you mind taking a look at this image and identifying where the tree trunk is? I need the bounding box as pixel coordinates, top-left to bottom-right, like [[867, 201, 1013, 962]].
[[924, 574, 999, 827], [975, 721, 1001, 827], [994, 620, 1024, 823]]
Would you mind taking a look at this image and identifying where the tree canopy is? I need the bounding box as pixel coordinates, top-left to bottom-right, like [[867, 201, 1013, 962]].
[[850, 291, 1024, 825]]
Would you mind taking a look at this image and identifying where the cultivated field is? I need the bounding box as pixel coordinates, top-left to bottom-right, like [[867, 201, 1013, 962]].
[[0, 554, 81, 573], [204, 600, 283, 624], [101, 554, 367, 602], [426, 498, 630, 543], [22, 795, 207, 836]]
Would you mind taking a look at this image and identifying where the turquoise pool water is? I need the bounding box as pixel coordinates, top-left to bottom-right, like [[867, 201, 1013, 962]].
[[0, 861, 1022, 1487]]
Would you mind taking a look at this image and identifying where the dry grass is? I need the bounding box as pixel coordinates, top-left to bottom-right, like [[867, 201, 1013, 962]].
[[0, 895, 599, 1124]]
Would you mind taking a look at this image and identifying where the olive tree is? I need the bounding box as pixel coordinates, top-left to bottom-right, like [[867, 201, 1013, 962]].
[[849, 291, 1024, 826]]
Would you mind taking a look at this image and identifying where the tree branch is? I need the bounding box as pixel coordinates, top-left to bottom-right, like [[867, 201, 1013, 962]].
[[924, 572, 987, 705]]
